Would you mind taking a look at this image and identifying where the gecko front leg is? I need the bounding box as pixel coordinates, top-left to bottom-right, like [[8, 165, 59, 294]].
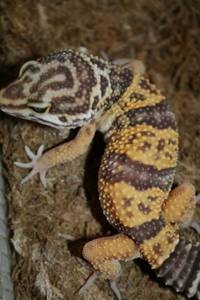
[[15, 121, 96, 188]]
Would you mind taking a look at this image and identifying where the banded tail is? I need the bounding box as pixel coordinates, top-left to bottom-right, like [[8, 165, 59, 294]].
[[157, 238, 200, 299]]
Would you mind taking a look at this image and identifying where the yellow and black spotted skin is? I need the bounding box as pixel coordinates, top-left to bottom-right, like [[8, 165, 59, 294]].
[[0, 49, 199, 298], [99, 74, 179, 268]]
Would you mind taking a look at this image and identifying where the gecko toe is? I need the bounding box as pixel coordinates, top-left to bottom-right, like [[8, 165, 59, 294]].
[[20, 168, 38, 184], [110, 280, 121, 300], [14, 161, 35, 168], [15, 144, 45, 186], [37, 144, 45, 156], [39, 170, 47, 188], [78, 272, 98, 296], [24, 145, 36, 160]]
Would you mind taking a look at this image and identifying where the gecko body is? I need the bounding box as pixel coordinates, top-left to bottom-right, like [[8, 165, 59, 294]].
[[0, 49, 199, 299]]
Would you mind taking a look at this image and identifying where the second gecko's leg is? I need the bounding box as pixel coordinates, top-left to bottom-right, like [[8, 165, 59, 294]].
[[80, 234, 140, 299], [162, 183, 200, 232], [15, 121, 96, 187]]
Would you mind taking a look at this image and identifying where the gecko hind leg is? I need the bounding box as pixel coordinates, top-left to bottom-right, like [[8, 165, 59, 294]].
[[163, 182, 200, 233], [80, 234, 140, 299]]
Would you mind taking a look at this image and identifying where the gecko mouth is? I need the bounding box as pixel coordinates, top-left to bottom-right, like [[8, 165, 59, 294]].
[[0, 107, 29, 119], [1, 107, 67, 129]]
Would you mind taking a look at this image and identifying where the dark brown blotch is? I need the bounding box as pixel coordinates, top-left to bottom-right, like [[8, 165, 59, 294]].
[[148, 195, 158, 202], [165, 152, 173, 160], [100, 151, 175, 192], [49, 96, 74, 114], [139, 78, 158, 94], [100, 75, 109, 97], [90, 57, 107, 70], [92, 95, 99, 110], [157, 139, 165, 151], [138, 202, 151, 214], [167, 235, 176, 244], [127, 131, 155, 144], [153, 243, 163, 255], [168, 138, 177, 145], [124, 100, 177, 131], [3, 82, 25, 100], [122, 197, 133, 208], [137, 141, 151, 152], [126, 211, 134, 218], [109, 67, 133, 106], [130, 92, 145, 102], [123, 217, 165, 245]]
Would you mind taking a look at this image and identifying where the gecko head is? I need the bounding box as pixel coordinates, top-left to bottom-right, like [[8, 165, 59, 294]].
[[0, 59, 56, 125], [0, 56, 87, 129], [0, 50, 102, 129]]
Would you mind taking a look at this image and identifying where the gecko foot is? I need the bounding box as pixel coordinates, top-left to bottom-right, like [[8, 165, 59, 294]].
[[79, 272, 98, 296], [14, 144, 47, 188], [78, 272, 121, 300], [110, 280, 121, 300]]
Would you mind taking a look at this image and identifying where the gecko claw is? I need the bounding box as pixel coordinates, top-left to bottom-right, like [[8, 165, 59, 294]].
[[14, 144, 46, 187], [78, 272, 98, 296], [24, 145, 36, 160], [110, 280, 121, 300], [39, 170, 47, 188], [78, 273, 121, 300]]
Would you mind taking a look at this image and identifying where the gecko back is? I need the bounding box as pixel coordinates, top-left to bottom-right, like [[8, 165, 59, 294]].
[[97, 74, 200, 297], [99, 73, 179, 259]]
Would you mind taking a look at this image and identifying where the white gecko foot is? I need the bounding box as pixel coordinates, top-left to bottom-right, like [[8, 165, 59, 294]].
[[79, 272, 98, 296], [14, 144, 47, 188], [109, 280, 121, 300], [78, 272, 121, 300]]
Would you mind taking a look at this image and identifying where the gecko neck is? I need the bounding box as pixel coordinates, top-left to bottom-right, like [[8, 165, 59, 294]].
[[117, 74, 165, 111], [106, 65, 133, 109]]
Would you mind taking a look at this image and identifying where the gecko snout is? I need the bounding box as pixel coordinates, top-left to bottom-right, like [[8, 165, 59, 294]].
[[0, 80, 28, 107]]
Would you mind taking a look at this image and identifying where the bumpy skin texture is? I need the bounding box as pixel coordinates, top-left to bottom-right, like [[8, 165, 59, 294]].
[[98, 74, 180, 269], [0, 49, 199, 298]]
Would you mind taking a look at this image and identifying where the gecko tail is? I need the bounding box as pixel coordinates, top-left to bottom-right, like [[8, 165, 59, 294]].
[[157, 238, 200, 299]]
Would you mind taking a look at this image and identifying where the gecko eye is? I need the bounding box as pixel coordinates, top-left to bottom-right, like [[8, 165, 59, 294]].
[[29, 106, 49, 114], [28, 100, 50, 114]]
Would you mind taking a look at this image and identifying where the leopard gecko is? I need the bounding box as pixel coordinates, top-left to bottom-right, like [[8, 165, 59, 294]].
[[0, 49, 199, 299]]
